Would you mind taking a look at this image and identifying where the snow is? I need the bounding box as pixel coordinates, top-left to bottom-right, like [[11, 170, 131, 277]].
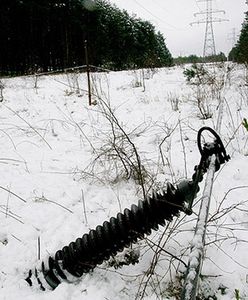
[[0, 64, 248, 299]]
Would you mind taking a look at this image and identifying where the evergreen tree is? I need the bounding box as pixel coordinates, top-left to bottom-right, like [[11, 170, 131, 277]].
[[0, 0, 173, 75], [229, 11, 248, 63]]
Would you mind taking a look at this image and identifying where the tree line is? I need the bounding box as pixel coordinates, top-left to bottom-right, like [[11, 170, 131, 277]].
[[0, 0, 173, 76], [174, 52, 227, 65], [229, 10, 248, 63]]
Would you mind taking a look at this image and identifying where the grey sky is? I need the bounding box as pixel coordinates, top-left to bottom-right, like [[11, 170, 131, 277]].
[[109, 0, 247, 57]]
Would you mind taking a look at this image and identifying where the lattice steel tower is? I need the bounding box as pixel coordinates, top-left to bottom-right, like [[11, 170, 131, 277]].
[[191, 0, 228, 58], [228, 28, 238, 48]]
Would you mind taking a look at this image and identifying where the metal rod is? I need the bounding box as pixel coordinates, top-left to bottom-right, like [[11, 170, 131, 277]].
[[180, 156, 215, 300], [181, 65, 227, 300]]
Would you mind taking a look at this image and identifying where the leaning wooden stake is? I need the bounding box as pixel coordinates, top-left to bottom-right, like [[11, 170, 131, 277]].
[[84, 39, 92, 106], [0, 80, 4, 102]]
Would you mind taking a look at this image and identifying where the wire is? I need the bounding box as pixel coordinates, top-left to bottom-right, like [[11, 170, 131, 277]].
[[195, 0, 202, 12], [132, 0, 184, 30], [151, 0, 173, 16], [181, 65, 229, 299]]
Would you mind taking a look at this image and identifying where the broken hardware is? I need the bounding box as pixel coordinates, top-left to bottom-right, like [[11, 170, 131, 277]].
[[26, 126, 230, 290]]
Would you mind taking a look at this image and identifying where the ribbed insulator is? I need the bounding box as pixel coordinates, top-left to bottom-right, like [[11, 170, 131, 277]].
[[41, 182, 185, 289]]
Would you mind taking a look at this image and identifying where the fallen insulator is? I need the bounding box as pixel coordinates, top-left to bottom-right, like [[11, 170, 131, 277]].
[[26, 127, 230, 290]]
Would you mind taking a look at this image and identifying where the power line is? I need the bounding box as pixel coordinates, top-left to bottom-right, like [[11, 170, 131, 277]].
[[181, 67, 229, 300], [132, 0, 183, 30], [152, 0, 173, 16], [194, 0, 202, 12]]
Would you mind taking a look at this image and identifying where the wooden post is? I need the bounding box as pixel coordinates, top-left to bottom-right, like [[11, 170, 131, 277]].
[[84, 40, 92, 106], [0, 81, 4, 102]]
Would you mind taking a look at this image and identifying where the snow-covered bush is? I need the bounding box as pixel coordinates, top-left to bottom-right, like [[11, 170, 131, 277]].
[[184, 63, 230, 119]]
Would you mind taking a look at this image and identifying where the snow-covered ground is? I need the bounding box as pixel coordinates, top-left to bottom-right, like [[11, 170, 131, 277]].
[[0, 64, 248, 299]]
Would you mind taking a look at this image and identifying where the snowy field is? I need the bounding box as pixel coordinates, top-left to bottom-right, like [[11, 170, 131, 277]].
[[0, 64, 248, 299]]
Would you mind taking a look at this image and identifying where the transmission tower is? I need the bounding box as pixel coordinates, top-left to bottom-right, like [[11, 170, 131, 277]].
[[227, 28, 238, 48], [191, 0, 228, 58]]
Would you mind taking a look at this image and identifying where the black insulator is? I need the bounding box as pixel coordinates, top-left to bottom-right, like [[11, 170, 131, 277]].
[[25, 127, 230, 291], [41, 183, 186, 289]]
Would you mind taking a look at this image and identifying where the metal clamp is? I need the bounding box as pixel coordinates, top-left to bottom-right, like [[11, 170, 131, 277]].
[[177, 127, 230, 215]]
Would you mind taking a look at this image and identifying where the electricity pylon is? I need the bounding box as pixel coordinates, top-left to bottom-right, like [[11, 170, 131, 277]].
[[228, 28, 238, 48], [191, 0, 228, 58]]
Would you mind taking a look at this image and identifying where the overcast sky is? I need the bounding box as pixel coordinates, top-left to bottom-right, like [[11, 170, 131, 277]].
[[109, 0, 247, 57]]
